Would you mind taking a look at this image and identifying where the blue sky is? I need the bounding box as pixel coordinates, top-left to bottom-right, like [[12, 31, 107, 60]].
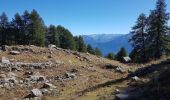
[[0, 0, 170, 35]]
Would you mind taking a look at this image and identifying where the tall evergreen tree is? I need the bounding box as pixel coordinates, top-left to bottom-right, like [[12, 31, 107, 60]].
[[22, 10, 32, 45], [106, 52, 115, 60], [130, 13, 147, 62], [115, 47, 127, 62], [47, 25, 60, 47], [74, 36, 79, 50], [147, 0, 170, 59], [87, 44, 95, 54], [11, 13, 24, 44], [78, 36, 86, 52], [0, 12, 9, 45], [57, 25, 76, 50], [94, 47, 102, 56], [30, 9, 46, 46]]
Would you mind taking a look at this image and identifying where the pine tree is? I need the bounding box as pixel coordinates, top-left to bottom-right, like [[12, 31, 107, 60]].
[[115, 47, 127, 62], [47, 25, 59, 47], [22, 10, 32, 45], [106, 52, 115, 60], [0, 12, 9, 46], [78, 36, 86, 52], [129, 13, 147, 62], [94, 47, 102, 56], [87, 44, 95, 54], [30, 9, 45, 46], [147, 0, 170, 59], [57, 25, 76, 50], [74, 36, 79, 51], [11, 13, 24, 44], [129, 49, 138, 63]]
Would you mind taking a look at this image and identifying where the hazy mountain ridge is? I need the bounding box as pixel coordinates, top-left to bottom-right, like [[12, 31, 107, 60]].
[[82, 33, 132, 55]]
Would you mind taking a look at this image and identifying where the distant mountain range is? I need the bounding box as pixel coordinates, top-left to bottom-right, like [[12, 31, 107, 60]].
[[82, 33, 132, 56]]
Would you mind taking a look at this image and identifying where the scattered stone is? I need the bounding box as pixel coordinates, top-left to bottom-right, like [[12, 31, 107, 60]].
[[7, 72, 16, 78], [10, 51, 20, 55], [65, 72, 77, 79], [115, 94, 129, 100], [40, 88, 49, 94], [31, 89, 42, 97], [115, 66, 126, 73], [122, 56, 131, 63], [0, 74, 6, 78], [1, 57, 10, 64], [29, 74, 46, 83], [1, 45, 9, 51], [24, 71, 33, 76], [115, 89, 120, 93], [48, 44, 56, 49], [131, 76, 140, 82], [42, 83, 56, 89]]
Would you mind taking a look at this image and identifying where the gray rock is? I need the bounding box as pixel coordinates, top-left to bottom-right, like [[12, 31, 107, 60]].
[[10, 51, 20, 55], [40, 88, 49, 94], [42, 83, 56, 89], [115, 94, 129, 100], [1, 57, 10, 64], [31, 89, 42, 97], [131, 76, 140, 81], [48, 44, 56, 49], [115, 66, 126, 73], [65, 72, 77, 79]]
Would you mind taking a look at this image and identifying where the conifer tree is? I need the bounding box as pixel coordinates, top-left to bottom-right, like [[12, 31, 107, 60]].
[[130, 13, 147, 62], [0, 12, 9, 45], [94, 47, 102, 56], [11, 13, 24, 44], [78, 36, 86, 52], [47, 25, 59, 47], [115, 47, 127, 62], [22, 10, 32, 45], [87, 44, 95, 54], [30, 9, 45, 46], [106, 52, 115, 60], [57, 25, 76, 50], [74, 36, 79, 51], [147, 0, 170, 59]]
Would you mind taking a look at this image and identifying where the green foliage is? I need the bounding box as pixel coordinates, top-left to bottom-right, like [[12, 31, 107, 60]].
[[130, 13, 147, 62], [94, 47, 102, 56], [105, 52, 115, 60], [115, 47, 127, 62], [0, 12, 9, 45], [57, 25, 76, 50], [130, 0, 170, 63], [0, 10, 102, 57], [129, 49, 138, 63], [87, 44, 95, 54], [46, 25, 60, 47], [74, 36, 87, 52], [30, 9, 46, 46]]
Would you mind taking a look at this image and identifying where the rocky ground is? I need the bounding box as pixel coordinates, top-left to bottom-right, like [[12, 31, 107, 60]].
[[0, 45, 169, 100]]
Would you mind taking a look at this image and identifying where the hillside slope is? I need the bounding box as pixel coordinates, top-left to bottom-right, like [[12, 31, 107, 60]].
[[0, 45, 169, 100], [0, 45, 129, 100]]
